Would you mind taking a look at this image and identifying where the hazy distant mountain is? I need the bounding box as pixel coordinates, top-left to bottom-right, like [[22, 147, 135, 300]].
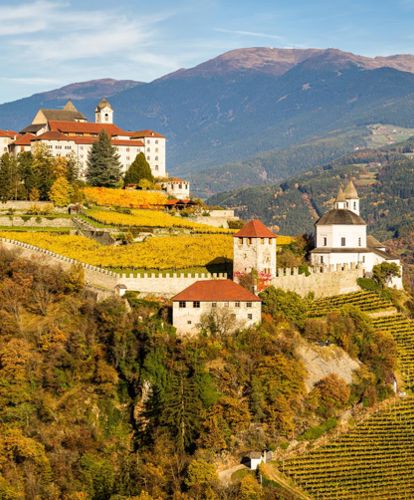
[[3, 48, 414, 185]]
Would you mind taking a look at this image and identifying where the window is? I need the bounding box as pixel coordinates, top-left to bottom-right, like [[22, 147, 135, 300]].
[[155, 156, 158, 161], [155, 166, 159, 171], [187, 320, 192, 325], [362, 256, 366, 263], [247, 313, 253, 320], [358, 237, 362, 247], [354, 201, 357, 210], [193, 301, 200, 308], [246, 302, 252, 308], [235, 302, 240, 308], [212, 302, 217, 308], [341, 237, 346, 247], [323, 237, 327, 246], [155, 139, 158, 144], [320, 256, 324, 264], [179, 301, 186, 308]]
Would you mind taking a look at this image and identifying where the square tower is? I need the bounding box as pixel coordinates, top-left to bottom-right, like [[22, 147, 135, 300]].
[[233, 220, 277, 289]]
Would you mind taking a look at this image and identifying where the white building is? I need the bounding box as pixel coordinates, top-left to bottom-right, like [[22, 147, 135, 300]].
[[159, 177, 190, 200], [0, 130, 17, 155], [172, 279, 262, 335], [9, 99, 167, 179], [311, 180, 403, 288], [233, 219, 277, 289]]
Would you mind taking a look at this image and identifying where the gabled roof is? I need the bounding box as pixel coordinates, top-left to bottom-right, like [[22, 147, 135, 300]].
[[172, 280, 261, 302], [48, 120, 127, 136], [13, 134, 35, 145], [344, 179, 359, 199], [0, 130, 17, 138], [234, 219, 277, 238], [96, 97, 112, 111], [39, 106, 86, 122], [316, 209, 366, 226], [33, 131, 69, 141], [20, 124, 45, 134], [131, 129, 165, 139]]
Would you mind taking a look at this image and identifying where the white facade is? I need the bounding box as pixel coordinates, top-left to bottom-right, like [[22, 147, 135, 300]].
[[160, 178, 190, 200], [136, 134, 166, 177], [315, 224, 367, 252], [172, 300, 261, 335]]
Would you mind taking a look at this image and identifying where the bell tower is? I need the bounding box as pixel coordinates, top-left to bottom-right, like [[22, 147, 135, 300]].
[[95, 98, 113, 124], [344, 179, 360, 215]]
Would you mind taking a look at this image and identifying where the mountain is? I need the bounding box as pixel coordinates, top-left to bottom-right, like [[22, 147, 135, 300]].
[[207, 137, 414, 241], [4, 48, 414, 184], [0, 78, 142, 130]]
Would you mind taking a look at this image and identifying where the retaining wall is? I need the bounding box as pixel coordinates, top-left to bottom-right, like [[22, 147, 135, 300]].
[[0, 216, 74, 228]]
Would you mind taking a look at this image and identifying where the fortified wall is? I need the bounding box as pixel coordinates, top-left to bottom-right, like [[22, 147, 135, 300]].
[[0, 238, 363, 300], [271, 263, 364, 298]]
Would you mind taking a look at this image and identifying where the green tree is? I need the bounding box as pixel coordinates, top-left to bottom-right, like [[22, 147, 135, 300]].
[[86, 130, 121, 187], [0, 153, 19, 202], [49, 176, 73, 207], [259, 287, 309, 327], [17, 151, 35, 199], [124, 152, 154, 185], [372, 262, 401, 288]]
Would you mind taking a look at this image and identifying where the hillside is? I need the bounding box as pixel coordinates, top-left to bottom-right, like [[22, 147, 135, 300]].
[[5, 49, 414, 180], [208, 136, 414, 241]]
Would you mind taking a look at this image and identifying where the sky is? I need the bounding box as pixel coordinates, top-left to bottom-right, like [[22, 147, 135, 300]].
[[1, 0, 414, 102]]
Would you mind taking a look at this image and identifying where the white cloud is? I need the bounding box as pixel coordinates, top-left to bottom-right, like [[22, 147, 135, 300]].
[[214, 28, 284, 41]]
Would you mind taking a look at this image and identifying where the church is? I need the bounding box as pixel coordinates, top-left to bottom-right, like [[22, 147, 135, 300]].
[[310, 180, 402, 288]]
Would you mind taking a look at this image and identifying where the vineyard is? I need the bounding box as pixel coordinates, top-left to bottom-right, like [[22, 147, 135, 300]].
[[82, 186, 168, 208], [309, 291, 396, 317], [372, 314, 414, 391], [280, 396, 414, 499], [85, 208, 234, 233], [272, 290, 414, 498], [0, 231, 233, 271]]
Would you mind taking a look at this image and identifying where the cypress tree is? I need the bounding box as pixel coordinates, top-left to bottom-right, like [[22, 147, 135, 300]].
[[124, 152, 154, 185], [0, 153, 20, 202], [86, 130, 121, 187]]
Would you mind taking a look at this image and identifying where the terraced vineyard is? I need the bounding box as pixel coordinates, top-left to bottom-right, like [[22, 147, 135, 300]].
[[309, 291, 395, 317], [280, 396, 414, 499], [273, 291, 414, 498], [372, 314, 414, 391]]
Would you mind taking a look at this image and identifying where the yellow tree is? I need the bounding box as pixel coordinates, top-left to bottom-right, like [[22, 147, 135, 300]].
[[49, 176, 73, 207]]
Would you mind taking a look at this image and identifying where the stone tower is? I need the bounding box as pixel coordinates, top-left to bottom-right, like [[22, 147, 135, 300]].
[[344, 179, 360, 215], [95, 98, 113, 124], [233, 219, 277, 287]]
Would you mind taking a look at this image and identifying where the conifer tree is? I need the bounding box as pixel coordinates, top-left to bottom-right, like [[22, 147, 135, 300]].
[[86, 131, 121, 187], [0, 153, 19, 202], [124, 152, 153, 186]]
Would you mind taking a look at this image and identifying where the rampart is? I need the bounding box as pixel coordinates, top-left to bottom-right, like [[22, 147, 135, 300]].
[[118, 272, 228, 297], [271, 264, 364, 298], [0, 238, 118, 297]]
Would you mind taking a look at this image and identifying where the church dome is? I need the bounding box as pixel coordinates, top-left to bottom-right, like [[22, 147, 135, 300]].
[[316, 208, 366, 225]]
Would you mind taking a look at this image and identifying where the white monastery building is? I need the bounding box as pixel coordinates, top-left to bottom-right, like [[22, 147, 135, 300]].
[[2, 99, 169, 180], [311, 180, 403, 288], [172, 279, 262, 335]]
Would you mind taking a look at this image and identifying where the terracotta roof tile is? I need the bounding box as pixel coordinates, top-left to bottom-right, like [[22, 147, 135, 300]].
[[131, 129, 165, 139], [234, 219, 277, 238], [172, 280, 260, 302], [33, 131, 69, 141], [13, 134, 35, 145], [48, 120, 128, 136], [0, 130, 17, 138]]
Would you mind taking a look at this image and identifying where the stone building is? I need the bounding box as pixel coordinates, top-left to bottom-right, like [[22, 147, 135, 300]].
[[311, 180, 403, 288], [172, 279, 261, 335], [159, 177, 190, 200], [233, 219, 277, 289]]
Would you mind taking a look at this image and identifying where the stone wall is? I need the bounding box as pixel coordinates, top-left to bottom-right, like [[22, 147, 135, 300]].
[[271, 263, 364, 298], [0, 216, 74, 228], [119, 272, 228, 297], [0, 201, 54, 211], [0, 238, 118, 298]]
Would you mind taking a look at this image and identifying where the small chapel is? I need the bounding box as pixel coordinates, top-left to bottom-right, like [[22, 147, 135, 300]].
[[310, 180, 402, 288]]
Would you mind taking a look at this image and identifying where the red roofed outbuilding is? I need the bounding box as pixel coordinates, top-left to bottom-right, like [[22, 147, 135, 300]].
[[172, 279, 261, 335]]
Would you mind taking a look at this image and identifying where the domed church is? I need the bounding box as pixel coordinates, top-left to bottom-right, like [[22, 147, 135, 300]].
[[310, 180, 403, 288]]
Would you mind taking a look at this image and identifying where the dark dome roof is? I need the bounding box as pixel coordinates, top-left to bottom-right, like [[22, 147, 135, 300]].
[[316, 209, 366, 226]]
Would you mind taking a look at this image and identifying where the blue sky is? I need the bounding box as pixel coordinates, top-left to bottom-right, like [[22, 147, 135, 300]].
[[1, 0, 414, 102]]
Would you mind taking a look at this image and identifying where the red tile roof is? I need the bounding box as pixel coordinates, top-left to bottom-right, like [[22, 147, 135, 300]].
[[233, 219, 277, 238], [130, 129, 165, 139], [112, 139, 144, 147], [13, 134, 35, 145], [32, 131, 69, 141], [0, 130, 17, 138], [48, 120, 128, 136], [172, 279, 260, 302]]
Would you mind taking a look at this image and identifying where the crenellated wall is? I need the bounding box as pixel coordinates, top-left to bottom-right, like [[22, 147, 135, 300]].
[[118, 271, 228, 297], [272, 263, 364, 298]]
